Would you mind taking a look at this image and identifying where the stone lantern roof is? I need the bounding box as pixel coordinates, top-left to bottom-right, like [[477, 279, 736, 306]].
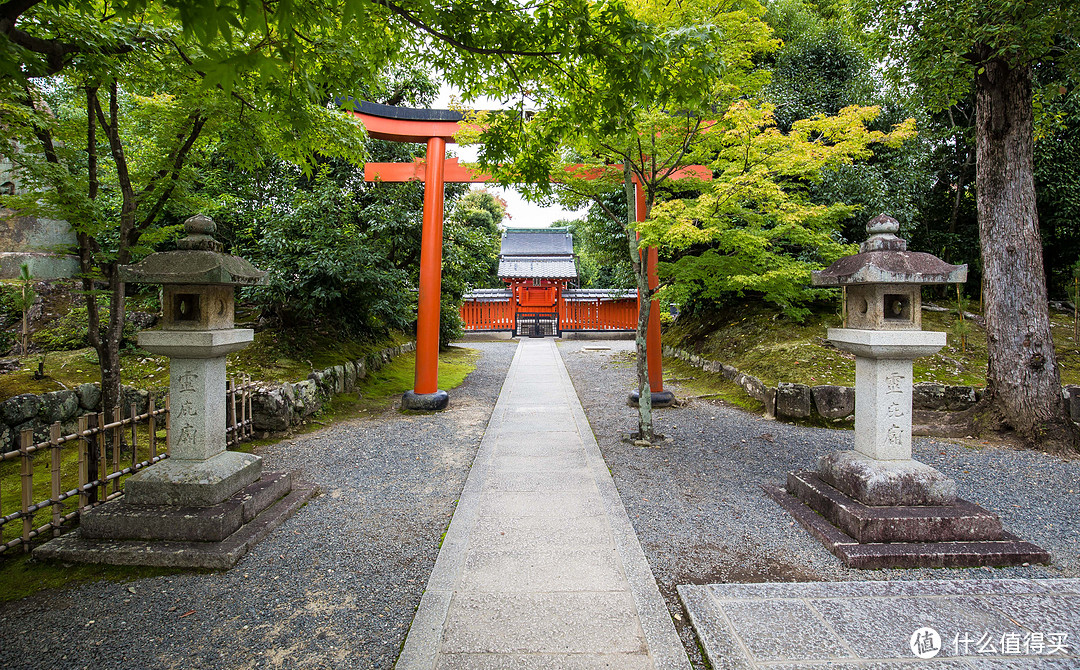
[[119, 215, 266, 286], [812, 214, 966, 286]]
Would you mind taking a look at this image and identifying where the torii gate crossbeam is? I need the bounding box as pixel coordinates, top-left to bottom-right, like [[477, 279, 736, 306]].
[[348, 100, 673, 410]]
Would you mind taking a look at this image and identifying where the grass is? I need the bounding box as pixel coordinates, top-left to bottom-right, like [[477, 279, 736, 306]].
[[0, 552, 189, 603], [664, 299, 1080, 389]]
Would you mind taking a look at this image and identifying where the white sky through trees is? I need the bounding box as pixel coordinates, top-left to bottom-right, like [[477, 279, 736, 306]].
[[434, 86, 588, 229]]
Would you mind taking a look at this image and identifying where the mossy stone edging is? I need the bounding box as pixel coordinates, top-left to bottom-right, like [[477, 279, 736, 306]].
[[663, 344, 991, 423], [0, 383, 154, 451], [250, 341, 417, 432]]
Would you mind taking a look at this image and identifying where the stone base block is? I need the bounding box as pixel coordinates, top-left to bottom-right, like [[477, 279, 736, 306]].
[[764, 482, 1050, 569], [818, 450, 956, 506], [34, 473, 316, 569], [81, 471, 293, 542], [627, 389, 677, 408], [123, 450, 262, 507], [402, 389, 449, 411], [787, 471, 1001, 543]]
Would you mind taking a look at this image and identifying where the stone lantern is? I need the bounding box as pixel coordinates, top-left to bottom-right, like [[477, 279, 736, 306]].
[[766, 214, 1049, 568], [815, 213, 965, 491], [37, 215, 314, 568], [122, 214, 266, 505]]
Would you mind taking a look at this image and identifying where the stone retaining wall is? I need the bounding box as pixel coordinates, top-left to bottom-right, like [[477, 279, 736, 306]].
[[0, 383, 154, 451], [250, 341, 416, 432], [662, 345, 984, 422], [0, 341, 416, 449]]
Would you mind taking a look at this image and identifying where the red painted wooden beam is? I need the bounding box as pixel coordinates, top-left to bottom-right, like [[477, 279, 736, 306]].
[[349, 111, 464, 143], [365, 158, 491, 183]]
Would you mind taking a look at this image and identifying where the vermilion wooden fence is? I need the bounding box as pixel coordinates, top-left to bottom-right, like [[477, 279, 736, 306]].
[[460, 297, 636, 332], [460, 300, 518, 331], [558, 297, 637, 331]]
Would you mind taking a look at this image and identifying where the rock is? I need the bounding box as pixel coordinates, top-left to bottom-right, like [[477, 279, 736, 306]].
[[811, 385, 855, 420], [343, 363, 357, 392], [1, 393, 40, 426], [280, 383, 301, 419], [355, 360, 367, 380], [12, 419, 49, 447], [120, 386, 150, 418], [720, 364, 739, 381], [733, 371, 767, 404], [941, 385, 977, 411], [331, 365, 346, 393], [913, 382, 977, 412], [775, 382, 812, 419], [294, 380, 320, 417], [251, 387, 292, 432], [125, 311, 157, 330], [76, 382, 101, 412], [308, 370, 327, 394], [39, 390, 79, 424], [703, 360, 722, 374], [912, 382, 946, 410]]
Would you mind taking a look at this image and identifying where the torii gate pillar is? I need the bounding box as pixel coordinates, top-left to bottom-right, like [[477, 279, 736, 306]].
[[403, 135, 450, 410], [629, 182, 676, 408]]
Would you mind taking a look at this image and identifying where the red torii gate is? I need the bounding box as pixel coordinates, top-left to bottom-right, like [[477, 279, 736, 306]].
[[350, 100, 677, 410]]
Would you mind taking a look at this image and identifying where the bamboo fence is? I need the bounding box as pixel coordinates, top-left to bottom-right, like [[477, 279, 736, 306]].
[[0, 375, 256, 555]]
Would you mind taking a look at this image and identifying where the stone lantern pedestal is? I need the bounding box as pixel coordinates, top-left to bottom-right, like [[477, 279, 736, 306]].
[[37, 216, 315, 569], [766, 215, 1049, 568]]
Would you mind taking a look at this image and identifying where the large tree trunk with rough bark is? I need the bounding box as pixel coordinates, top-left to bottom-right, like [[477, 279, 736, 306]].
[[973, 51, 1080, 452]]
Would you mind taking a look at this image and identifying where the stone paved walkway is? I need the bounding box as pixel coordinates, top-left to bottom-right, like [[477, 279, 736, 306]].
[[396, 338, 689, 669], [679, 578, 1080, 669]]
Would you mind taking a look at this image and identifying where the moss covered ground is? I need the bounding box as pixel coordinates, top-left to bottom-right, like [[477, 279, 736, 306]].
[[664, 300, 1080, 390]]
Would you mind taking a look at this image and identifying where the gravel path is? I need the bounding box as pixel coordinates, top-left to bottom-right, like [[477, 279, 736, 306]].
[[558, 338, 1080, 669], [0, 341, 516, 670]]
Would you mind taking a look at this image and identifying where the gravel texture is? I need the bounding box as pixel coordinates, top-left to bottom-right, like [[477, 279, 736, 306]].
[[0, 341, 516, 670], [557, 338, 1080, 669]]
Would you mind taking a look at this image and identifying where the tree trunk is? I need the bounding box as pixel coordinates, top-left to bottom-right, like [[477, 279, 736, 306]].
[[974, 52, 1079, 452], [624, 164, 653, 442], [98, 267, 126, 417]]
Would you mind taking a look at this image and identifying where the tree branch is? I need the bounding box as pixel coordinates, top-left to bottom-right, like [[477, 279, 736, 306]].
[[135, 114, 206, 236], [372, 0, 559, 57]]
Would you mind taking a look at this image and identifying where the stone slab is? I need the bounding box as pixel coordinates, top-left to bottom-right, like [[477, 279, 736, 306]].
[[138, 328, 254, 358], [818, 451, 957, 507], [123, 450, 262, 506], [439, 591, 647, 654], [787, 471, 1000, 543], [468, 514, 617, 551], [34, 478, 316, 569], [681, 579, 1080, 669], [80, 471, 291, 542], [765, 483, 1051, 569], [459, 548, 628, 592]]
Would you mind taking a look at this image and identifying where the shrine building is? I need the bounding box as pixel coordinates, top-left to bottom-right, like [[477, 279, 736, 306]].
[[460, 227, 637, 337]]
